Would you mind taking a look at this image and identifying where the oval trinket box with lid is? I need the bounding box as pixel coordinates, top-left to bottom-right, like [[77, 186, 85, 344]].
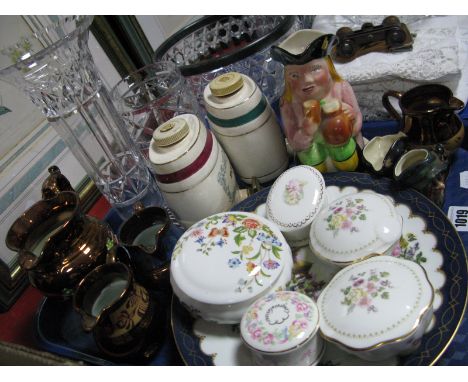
[[317, 255, 434, 361], [170, 211, 293, 324], [309, 191, 403, 269], [204, 72, 288, 184], [265, 165, 326, 248], [149, 114, 238, 227], [240, 290, 324, 366]]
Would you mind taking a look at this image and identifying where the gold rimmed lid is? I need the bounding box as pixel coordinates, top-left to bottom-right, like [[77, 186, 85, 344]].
[[153, 117, 190, 147], [317, 256, 434, 354], [209, 72, 244, 97]]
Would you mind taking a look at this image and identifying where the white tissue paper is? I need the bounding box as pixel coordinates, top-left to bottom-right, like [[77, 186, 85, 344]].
[[312, 16, 468, 120]]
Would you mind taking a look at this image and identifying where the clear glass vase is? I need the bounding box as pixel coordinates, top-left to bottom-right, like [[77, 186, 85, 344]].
[[111, 61, 203, 171], [0, 16, 164, 219]]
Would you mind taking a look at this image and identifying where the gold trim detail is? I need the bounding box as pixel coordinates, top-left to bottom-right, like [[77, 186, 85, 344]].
[[319, 258, 435, 352]]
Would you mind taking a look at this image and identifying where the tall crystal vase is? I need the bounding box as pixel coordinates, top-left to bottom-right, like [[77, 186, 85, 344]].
[[0, 16, 164, 219]]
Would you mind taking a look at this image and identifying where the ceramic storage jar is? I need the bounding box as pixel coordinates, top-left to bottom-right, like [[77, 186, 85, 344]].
[[309, 191, 403, 272], [317, 256, 434, 361], [203, 72, 288, 184], [149, 114, 238, 227], [170, 211, 293, 324], [265, 165, 326, 248], [240, 290, 324, 366]]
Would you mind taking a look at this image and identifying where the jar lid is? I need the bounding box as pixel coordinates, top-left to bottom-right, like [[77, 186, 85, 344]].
[[318, 256, 434, 351], [266, 165, 325, 232], [171, 212, 291, 306], [149, 114, 201, 166], [209, 72, 244, 97], [153, 117, 190, 147], [240, 291, 319, 353], [309, 192, 402, 266]]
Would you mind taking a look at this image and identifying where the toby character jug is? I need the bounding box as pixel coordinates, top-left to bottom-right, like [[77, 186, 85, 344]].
[[271, 30, 364, 173]]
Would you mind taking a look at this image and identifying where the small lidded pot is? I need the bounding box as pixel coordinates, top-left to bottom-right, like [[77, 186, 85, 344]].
[[240, 290, 324, 366], [309, 191, 402, 271], [204, 72, 288, 184], [266, 165, 326, 248], [149, 114, 238, 227], [317, 256, 434, 361], [170, 212, 293, 324]]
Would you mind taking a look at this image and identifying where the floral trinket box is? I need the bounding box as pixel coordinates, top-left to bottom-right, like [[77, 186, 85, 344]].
[[317, 255, 434, 361], [266, 165, 326, 248], [170, 212, 293, 324], [309, 191, 403, 268], [240, 290, 324, 366]]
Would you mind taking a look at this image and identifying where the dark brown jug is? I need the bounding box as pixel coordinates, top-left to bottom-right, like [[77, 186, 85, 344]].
[[382, 84, 464, 153], [74, 262, 164, 361], [5, 191, 114, 298], [118, 202, 171, 290]]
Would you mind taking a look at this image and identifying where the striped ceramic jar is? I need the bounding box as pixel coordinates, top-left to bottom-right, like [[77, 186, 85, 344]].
[[149, 114, 238, 228], [204, 72, 288, 184]]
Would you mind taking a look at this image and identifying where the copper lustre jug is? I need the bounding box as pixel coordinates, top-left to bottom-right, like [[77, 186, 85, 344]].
[[5, 190, 114, 298], [382, 84, 465, 153], [74, 261, 164, 361]]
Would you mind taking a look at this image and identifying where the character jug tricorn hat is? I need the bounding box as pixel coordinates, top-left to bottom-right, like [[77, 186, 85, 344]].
[[270, 30, 337, 65]]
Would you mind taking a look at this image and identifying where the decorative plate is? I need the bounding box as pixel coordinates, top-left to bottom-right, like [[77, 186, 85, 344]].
[[171, 172, 468, 366]]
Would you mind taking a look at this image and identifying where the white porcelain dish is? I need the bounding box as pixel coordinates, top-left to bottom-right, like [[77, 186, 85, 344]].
[[266, 165, 326, 248], [309, 191, 402, 267], [240, 290, 323, 366], [149, 114, 238, 227], [170, 211, 293, 324], [317, 255, 434, 361], [362, 132, 406, 173]]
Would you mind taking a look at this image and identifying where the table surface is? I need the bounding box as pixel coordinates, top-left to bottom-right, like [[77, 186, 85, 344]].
[[1, 125, 468, 366]]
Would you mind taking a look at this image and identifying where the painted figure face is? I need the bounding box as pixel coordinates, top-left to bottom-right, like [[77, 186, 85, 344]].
[[285, 58, 333, 103]]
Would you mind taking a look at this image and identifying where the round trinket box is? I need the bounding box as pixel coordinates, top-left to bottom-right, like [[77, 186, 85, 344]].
[[170, 211, 293, 324], [266, 165, 326, 248], [240, 290, 324, 366], [317, 255, 434, 361], [309, 191, 402, 268], [149, 114, 238, 227], [204, 72, 288, 184]]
